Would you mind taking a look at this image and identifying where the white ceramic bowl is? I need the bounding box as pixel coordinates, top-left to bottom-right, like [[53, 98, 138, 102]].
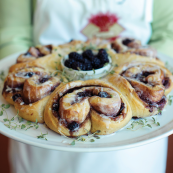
[[61, 53, 112, 80]]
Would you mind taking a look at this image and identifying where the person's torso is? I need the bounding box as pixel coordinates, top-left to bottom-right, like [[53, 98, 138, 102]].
[[34, 0, 153, 45]]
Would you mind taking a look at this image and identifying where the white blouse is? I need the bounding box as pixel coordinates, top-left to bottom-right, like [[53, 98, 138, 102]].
[[34, 0, 153, 45]]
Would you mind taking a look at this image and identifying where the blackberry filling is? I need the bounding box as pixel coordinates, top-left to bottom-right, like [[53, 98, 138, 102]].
[[132, 117, 140, 120], [83, 58, 91, 64], [65, 59, 74, 68], [142, 71, 155, 77], [122, 70, 155, 84], [45, 45, 52, 51], [52, 103, 59, 112], [82, 50, 94, 60], [77, 92, 87, 97], [65, 49, 109, 71], [64, 60, 71, 68], [139, 94, 166, 113], [119, 103, 125, 112], [36, 48, 45, 57], [67, 121, 79, 131], [85, 63, 93, 71], [134, 71, 155, 83], [24, 72, 34, 78], [12, 94, 22, 102], [162, 77, 170, 89], [114, 102, 125, 117], [69, 52, 83, 62], [156, 96, 167, 110], [77, 91, 92, 97], [98, 91, 109, 98], [39, 77, 49, 83], [24, 52, 31, 56], [92, 58, 101, 69], [122, 39, 133, 46], [98, 49, 109, 64]]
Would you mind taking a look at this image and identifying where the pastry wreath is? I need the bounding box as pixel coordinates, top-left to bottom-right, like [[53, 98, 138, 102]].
[[2, 38, 173, 136], [44, 80, 132, 136], [106, 61, 173, 117]]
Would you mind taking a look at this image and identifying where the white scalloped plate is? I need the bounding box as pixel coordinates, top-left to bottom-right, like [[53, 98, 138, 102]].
[[0, 52, 173, 152]]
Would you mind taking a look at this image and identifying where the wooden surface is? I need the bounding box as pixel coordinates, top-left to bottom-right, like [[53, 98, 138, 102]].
[[166, 134, 173, 173], [0, 134, 10, 173], [0, 134, 173, 173]]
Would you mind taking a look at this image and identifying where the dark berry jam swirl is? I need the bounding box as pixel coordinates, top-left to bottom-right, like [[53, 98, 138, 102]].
[[12, 94, 22, 102], [122, 39, 134, 46], [162, 77, 170, 89]]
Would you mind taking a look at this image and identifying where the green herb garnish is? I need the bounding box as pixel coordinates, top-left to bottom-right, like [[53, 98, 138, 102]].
[[93, 68, 95, 74], [165, 62, 173, 75], [37, 132, 48, 141], [152, 117, 160, 126], [71, 140, 76, 145], [0, 71, 5, 81], [168, 95, 173, 105], [109, 70, 115, 75], [127, 117, 160, 131], [104, 63, 109, 67], [157, 108, 162, 114], [0, 104, 10, 118], [58, 129, 101, 146]]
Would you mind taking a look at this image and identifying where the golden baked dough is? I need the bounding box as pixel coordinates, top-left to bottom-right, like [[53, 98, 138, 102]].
[[105, 61, 173, 117], [59, 39, 112, 58], [111, 37, 141, 53], [85, 37, 111, 49], [9, 52, 63, 74], [3, 67, 46, 104], [59, 40, 84, 55], [107, 50, 164, 67], [110, 37, 164, 66], [44, 80, 132, 136], [17, 45, 56, 63], [125, 46, 157, 57], [2, 66, 62, 123]]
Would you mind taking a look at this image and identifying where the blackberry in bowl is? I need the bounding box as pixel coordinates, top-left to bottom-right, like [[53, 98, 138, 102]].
[[61, 49, 112, 80]]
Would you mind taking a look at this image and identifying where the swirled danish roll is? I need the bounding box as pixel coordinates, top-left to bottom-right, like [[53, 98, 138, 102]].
[[111, 37, 164, 66], [106, 62, 173, 117], [59, 40, 84, 55], [59, 39, 111, 57], [2, 67, 61, 123], [9, 51, 63, 74], [111, 37, 157, 58], [85, 37, 111, 49], [3, 67, 46, 104], [17, 45, 54, 63], [112, 52, 164, 67], [44, 80, 132, 136], [111, 37, 141, 53], [125, 46, 157, 57]]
